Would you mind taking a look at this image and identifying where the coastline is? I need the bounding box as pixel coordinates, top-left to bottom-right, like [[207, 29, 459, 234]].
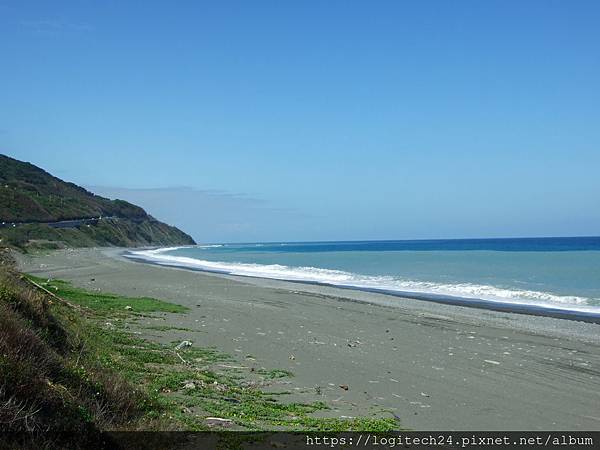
[[123, 251, 600, 325], [17, 248, 600, 430]]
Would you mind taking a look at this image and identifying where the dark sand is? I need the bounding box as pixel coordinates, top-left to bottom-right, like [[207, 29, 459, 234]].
[[17, 248, 600, 430]]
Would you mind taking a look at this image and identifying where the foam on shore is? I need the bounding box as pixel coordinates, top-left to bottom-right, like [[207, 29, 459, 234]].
[[126, 247, 600, 316]]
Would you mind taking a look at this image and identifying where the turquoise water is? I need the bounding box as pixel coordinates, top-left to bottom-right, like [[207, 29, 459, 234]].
[[128, 237, 600, 314]]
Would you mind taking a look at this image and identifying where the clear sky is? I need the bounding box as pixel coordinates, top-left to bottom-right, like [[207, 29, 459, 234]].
[[1, 1, 599, 243]]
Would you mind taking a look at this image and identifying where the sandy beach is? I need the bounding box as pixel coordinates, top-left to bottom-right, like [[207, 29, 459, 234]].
[[17, 248, 600, 431]]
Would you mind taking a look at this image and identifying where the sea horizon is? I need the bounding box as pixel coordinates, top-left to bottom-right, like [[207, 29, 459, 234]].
[[198, 235, 600, 251], [210, 234, 600, 244]]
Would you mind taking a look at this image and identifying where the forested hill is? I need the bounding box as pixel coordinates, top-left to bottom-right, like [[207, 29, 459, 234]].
[[0, 154, 195, 249]]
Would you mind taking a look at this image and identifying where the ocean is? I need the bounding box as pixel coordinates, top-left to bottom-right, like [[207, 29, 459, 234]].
[[126, 237, 600, 318]]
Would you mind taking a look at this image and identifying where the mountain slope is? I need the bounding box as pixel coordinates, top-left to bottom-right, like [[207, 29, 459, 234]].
[[0, 154, 195, 249]]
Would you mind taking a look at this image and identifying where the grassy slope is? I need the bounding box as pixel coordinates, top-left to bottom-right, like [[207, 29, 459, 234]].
[[0, 252, 398, 448], [0, 254, 150, 449]]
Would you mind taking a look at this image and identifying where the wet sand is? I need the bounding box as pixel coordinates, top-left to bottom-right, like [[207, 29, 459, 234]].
[[17, 248, 600, 430]]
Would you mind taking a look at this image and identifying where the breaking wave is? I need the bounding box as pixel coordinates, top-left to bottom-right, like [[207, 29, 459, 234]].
[[126, 247, 600, 314]]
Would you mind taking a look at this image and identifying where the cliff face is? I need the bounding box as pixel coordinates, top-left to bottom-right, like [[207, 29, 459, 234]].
[[0, 154, 195, 249]]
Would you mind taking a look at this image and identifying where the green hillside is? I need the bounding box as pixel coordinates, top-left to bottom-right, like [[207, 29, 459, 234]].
[[0, 154, 148, 222], [0, 154, 195, 250]]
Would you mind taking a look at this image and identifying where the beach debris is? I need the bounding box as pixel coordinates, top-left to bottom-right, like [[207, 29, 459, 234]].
[[347, 339, 362, 348], [289, 354, 295, 360], [90, 278, 95, 281], [124, 305, 133, 311], [314, 385, 322, 395], [209, 380, 228, 392], [205, 417, 233, 428], [339, 384, 349, 391], [420, 392, 430, 397], [183, 381, 196, 390], [484, 359, 500, 365], [175, 340, 193, 350], [217, 364, 248, 370]]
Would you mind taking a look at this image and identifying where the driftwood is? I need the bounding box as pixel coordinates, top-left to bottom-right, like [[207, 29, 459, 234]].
[[174, 351, 190, 365], [20, 276, 81, 310]]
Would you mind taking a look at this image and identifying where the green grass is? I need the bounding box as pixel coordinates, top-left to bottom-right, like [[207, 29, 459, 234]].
[[25, 275, 188, 314], [0, 267, 158, 449], [19, 274, 401, 433], [71, 320, 397, 431]]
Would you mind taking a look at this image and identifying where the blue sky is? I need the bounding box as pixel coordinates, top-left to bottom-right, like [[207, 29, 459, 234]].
[[1, 1, 599, 242]]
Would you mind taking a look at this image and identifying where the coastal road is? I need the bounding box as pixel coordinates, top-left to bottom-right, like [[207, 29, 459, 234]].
[[0, 216, 121, 229]]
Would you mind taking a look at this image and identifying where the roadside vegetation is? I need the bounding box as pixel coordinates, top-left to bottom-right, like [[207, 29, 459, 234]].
[[0, 218, 194, 252], [0, 249, 398, 448]]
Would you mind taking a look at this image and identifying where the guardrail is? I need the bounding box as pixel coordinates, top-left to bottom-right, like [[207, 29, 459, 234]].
[[0, 216, 117, 229]]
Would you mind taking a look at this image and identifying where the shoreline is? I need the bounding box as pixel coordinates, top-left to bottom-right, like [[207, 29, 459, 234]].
[[123, 252, 600, 325], [16, 248, 600, 430]]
